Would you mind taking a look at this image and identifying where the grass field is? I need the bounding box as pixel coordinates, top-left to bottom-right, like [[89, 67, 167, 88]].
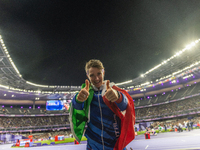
[[12, 136, 87, 148], [33, 136, 87, 145]]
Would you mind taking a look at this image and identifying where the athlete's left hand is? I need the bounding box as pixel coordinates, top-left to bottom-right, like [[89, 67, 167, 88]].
[[105, 80, 119, 102]]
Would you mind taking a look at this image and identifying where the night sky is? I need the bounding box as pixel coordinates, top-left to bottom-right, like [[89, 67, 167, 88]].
[[0, 0, 200, 86]]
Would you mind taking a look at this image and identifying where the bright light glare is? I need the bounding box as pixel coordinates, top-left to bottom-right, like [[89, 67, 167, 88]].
[[115, 80, 132, 86], [26, 81, 48, 88]]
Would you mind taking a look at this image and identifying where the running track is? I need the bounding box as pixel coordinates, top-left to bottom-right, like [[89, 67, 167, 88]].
[[1, 129, 200, 150]]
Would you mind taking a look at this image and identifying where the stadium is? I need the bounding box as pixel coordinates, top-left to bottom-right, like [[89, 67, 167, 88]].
[[1, 1, 200, 149], [0, 32, 200, 150]]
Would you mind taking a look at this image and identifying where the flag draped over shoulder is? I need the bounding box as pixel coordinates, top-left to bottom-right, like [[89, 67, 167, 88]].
[[69, 83, 94, 143], [69, 83, 135, 150], [103, 85, 135, 150]]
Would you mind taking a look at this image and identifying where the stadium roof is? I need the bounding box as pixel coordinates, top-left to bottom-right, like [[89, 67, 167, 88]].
[[0, 34, 200, 93], [117, 40, 200, 88], [0, 36, 81, 93]]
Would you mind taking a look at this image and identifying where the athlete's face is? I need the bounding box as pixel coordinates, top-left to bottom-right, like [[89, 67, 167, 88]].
[[87, 67, 104, 89]]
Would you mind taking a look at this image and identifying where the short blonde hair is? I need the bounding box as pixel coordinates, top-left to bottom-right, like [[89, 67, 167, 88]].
[[85, 59, 104, 74]]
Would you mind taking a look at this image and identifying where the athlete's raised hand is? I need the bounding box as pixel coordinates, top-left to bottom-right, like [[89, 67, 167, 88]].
[[77, 79, 90, 102], [105, 80, 119, 102]]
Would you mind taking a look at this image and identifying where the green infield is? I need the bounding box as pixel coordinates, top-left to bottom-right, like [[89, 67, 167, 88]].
[[136, 129, 176, 135], [34, 136, 87, 145], [11, 146, 24, 148], [12, 136, 87, 148], [136, 127, 198, 135]]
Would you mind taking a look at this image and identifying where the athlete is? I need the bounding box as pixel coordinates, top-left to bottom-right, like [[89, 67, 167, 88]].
[[69, 59, 135, 150]]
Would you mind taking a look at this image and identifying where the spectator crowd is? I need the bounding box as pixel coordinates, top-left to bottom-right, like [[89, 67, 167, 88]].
[[136, 96, 200, 119], [0, 116, 69, 129]]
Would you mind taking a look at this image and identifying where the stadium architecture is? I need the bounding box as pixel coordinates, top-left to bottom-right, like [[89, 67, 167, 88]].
[[0, 33, 200, 144]]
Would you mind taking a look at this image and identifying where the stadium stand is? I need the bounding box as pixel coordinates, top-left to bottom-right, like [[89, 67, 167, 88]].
[[134, 81, 200, 107], [0, 107, 67, 114], [136, 96, 200, 119], [0, 116, 69, 128]]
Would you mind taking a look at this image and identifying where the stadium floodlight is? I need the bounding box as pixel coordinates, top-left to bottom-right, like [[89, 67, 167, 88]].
[[172, 80, 176, 83], [49, 86, 56, 88], [141, 82, 150, 86], [183, 74, 193, 79], [181, 49, 186, 53], [186, 44, 192, 49], [115, 80, 132, 86], [0, 35, 22, 77], [10, 59, 21, 76], [0, 84, 9, 89], [141, 39, 200, 78], [26, 81, 48, 88]]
